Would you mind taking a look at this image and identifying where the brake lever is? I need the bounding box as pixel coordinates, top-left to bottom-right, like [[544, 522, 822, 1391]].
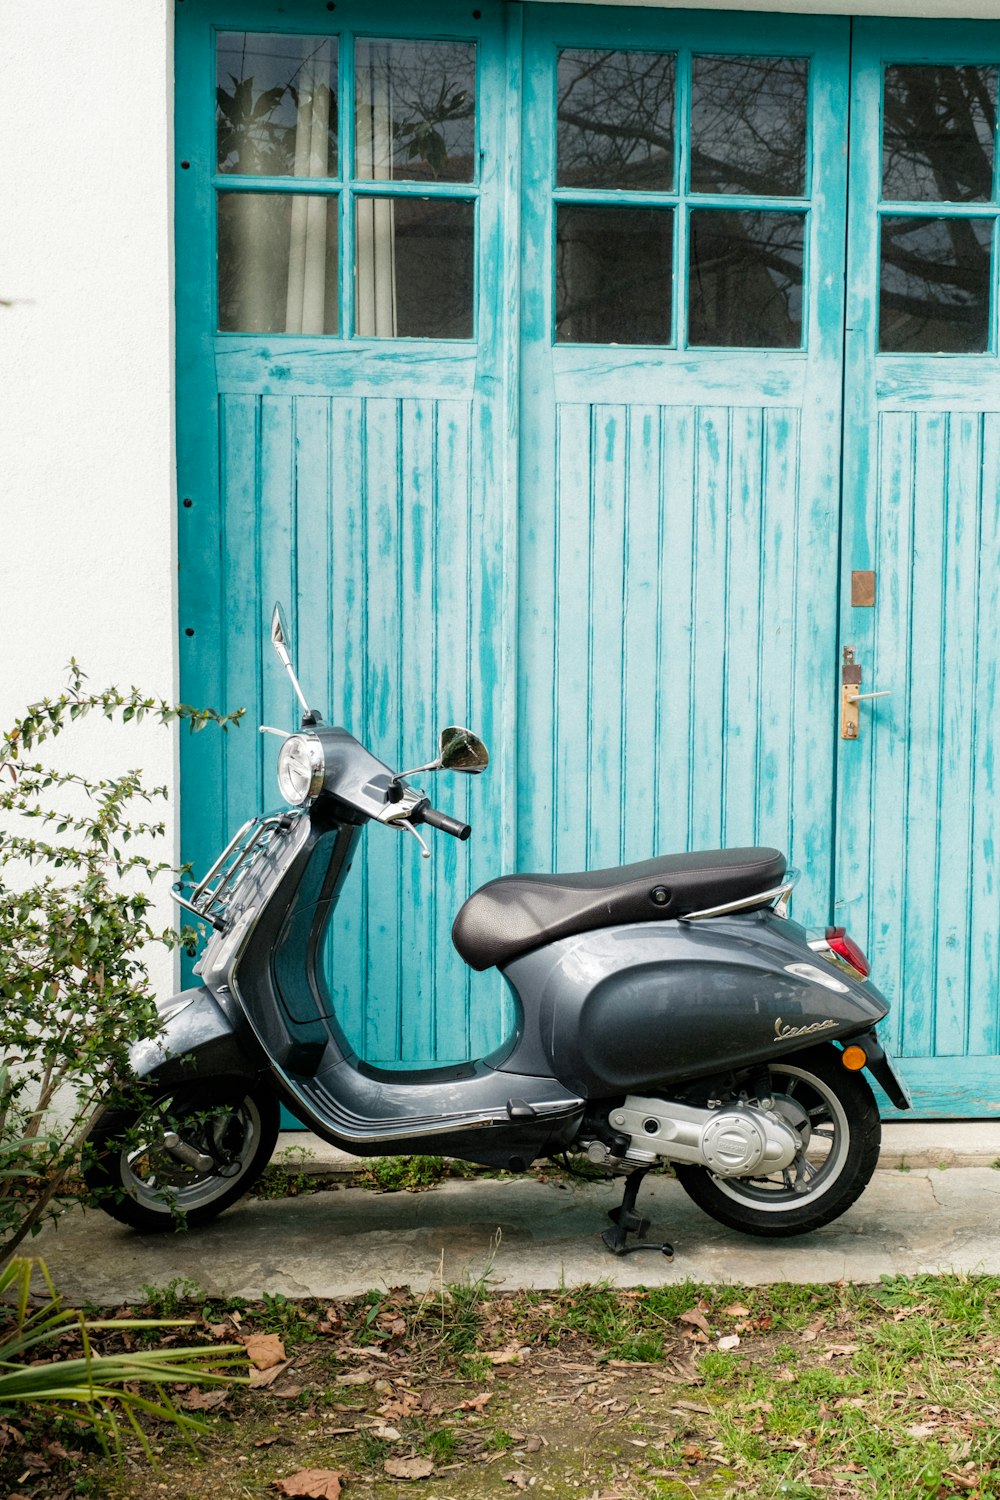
[[398, 819, 431, 860], [376, 788, 431, 858]]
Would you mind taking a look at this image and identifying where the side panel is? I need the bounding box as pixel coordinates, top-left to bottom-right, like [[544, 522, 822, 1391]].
[[502, 915, 889, 1097]]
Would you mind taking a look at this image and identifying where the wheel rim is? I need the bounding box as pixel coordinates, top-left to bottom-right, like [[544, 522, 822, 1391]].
[[709, 1063, 852, 1213], [118, 1093, 263, 1215]]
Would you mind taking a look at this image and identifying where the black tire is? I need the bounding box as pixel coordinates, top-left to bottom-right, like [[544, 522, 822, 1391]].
[[673, 1045, 881, 1238], [84, 1081, 280, 1233]]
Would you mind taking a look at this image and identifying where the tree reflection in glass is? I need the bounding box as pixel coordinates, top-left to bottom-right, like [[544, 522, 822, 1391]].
[[557, 49, 676, 191], [355, 39, 476, 183], [883, 65, 996, 203], [216, 33, 339, 177], [689, 210, 804, 347], [690, 54, 808, 196], [556, 206, 673, 343], [880, 215, 992, 352]]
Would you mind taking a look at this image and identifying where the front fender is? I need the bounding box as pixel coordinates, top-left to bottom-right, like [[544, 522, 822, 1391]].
[[128, 986, 266, 1086]]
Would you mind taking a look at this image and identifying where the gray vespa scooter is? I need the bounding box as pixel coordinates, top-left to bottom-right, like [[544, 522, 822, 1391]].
[[85, 608, 911, 1257]]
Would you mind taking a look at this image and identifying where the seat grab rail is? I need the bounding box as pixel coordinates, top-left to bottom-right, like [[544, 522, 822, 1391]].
[[679, 867, 800, 923]]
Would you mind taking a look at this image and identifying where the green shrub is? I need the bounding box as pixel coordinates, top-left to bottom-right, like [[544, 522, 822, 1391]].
[[0, 663, 239, 1261]]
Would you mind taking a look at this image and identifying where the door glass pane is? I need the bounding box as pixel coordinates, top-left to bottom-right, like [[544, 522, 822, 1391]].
[[556, 49, 676, 191], [688, 209, 804, 347], [690, 55, 809, 196], [355, 197, 474, 338], [354, 40, 476, 183], [217, 33, 338, 177], [555, 206, 673, 344], [883, 65, 997, 203], [879, 214, 993, 352], [217, 193, 339, 334]]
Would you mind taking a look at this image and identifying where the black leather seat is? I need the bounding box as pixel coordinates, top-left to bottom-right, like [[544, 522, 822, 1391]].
[[452, 847, 786, 972]]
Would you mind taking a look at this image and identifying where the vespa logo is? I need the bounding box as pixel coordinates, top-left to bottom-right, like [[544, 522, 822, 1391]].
[[774, 1016, 837, 1043]]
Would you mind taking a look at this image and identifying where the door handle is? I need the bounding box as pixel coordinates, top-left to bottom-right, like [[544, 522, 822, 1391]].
[[841, 647, 890, 740]]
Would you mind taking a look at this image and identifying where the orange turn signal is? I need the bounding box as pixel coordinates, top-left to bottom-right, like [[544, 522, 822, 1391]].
[[841, 1045, 867, 1071]]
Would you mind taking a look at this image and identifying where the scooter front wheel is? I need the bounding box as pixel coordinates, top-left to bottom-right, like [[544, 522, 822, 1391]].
[[672, 1044, 881, 1238], [84, 1081, 280, 1232]]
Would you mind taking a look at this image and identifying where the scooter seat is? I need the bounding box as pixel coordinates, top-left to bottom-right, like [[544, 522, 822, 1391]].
[[451, 847, 786, 972]]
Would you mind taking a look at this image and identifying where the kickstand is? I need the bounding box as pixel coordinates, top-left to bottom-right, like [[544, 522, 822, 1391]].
[[601, 1166, 673, 1259]]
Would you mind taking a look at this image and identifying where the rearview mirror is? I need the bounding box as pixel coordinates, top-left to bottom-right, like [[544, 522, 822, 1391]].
[[438, 726, 489, 773]]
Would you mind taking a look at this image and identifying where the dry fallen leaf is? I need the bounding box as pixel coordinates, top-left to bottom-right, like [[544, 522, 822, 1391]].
[[180, 1388, 229, 1412], [723, 1304, 751, 1318], [679, 1309, 712, 1337], [335, 1370, 374, 1386], [717, 1334, 741, 1351], [672, 1400, 712, 1415], [250, 1360, 292, 1388], [456, 1392, 493, 1413], [503, 1473, 529, 1491], [485, 1346, 522, 1365], [384, 1455, 434, 1480], [273, 1468, 343, 1499], [244, 1333, 287, 1370]]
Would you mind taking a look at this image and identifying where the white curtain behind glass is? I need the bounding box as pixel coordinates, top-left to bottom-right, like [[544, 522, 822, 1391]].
[[355, 50, 397, 337], [285, 40, 332, 335]]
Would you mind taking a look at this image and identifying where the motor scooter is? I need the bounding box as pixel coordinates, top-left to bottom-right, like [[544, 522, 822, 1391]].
[[85, 607, 911, 1257]]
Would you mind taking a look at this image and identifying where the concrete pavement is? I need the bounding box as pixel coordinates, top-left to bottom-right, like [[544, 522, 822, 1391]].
[[28, 1124, 1000, 1305]]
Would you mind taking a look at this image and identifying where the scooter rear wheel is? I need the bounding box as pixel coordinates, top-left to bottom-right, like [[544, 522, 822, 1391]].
[[672, 1044, 881, 1237], [84, 1081, 279, 1232]]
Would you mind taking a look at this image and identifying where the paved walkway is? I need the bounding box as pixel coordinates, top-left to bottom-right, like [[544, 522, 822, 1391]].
[[28, 1124, 1000, 1304]]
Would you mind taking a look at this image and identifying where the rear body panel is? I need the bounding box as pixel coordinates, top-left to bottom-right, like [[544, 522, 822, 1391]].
[[500, 910, 890, 1096]]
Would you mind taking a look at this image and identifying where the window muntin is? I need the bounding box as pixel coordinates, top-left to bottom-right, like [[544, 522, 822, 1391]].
[[879, 64, 999, 353], [554, 47, 811, 349], [215, 31, 477, 339]]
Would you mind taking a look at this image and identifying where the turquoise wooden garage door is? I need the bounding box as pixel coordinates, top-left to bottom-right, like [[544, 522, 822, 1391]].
[[838, 20, 1000, 1115], [176, 3, 1000, 1113]]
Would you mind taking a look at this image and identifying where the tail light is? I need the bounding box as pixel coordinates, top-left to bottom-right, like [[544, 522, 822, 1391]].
[[809, 926, 870, 981]]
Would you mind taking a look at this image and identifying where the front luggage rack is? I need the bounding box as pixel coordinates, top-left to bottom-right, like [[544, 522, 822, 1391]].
[[171, 813, 296, 931]]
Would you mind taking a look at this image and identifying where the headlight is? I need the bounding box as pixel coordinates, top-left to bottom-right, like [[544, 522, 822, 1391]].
[[277, 735, 325, 805]]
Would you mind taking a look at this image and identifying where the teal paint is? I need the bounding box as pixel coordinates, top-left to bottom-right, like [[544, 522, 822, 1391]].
[[839, 19, 1000, 1113], [177, 3, 1000, 1115], [517, 7, 850, 936]]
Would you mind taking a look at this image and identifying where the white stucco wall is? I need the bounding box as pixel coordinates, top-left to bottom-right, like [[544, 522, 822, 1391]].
[[0, 0, 178, 993]]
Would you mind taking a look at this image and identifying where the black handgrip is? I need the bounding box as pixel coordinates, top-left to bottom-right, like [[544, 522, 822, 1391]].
[[419, 804, 472, 840]]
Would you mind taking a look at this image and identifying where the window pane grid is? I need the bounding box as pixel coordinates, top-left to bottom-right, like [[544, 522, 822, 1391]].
[[215, 30, 479, 340], [554, 44, 811, 348], [878, 62, 1000, 353]]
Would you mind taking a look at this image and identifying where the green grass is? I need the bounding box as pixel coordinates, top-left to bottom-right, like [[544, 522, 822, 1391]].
[[16, 1275, 1000, 1500]]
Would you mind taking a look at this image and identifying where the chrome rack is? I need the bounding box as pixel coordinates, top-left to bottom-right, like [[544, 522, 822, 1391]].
[[680, 868, 801, 923], [171, 813, 298, 931]]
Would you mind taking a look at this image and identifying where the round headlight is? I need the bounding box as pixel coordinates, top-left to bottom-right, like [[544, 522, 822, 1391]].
[[277, 735, 325, 805]]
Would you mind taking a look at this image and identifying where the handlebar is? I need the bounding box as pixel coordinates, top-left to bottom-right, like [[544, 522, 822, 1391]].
[[416, 803, 472, 841]]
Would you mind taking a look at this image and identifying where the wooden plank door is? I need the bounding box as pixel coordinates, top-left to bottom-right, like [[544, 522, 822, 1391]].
[[839, 20, 1000, 1115], [516, 7, 851, 920], [176, 0, 517, 1065]]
